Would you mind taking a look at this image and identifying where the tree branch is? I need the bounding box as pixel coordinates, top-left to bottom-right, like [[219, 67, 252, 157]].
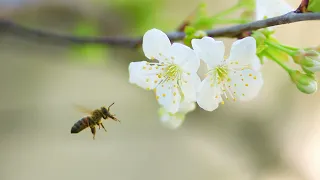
[[1, 12, 319, 48]]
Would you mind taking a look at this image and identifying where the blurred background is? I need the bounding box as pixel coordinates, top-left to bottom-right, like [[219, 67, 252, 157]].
[[0, 0, 320, 180]]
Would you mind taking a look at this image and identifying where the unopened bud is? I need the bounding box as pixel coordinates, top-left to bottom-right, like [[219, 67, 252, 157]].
[[293, 49, 320, 74], [289, 70, 318, 94], [194, 30, 207, 38]]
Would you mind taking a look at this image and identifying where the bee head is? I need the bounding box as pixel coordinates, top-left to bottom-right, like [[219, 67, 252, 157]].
[[100, 102, 120, 123], [101, 106, 110, 119]]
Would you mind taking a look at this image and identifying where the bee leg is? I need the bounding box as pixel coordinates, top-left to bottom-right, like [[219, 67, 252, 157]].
[[90, 126, 96, 140], [113, 115, 121, 123], [100, 123, 107, 132], [98, 124, 101, 130]]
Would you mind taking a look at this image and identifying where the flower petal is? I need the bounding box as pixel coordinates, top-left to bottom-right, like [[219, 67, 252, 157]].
[[165, 43, 200, 73], [227, 37, 257, 66], [156, 81, 181, 114], [142, 28, 171, 61], [159, 110, 185, 130], [128, 61, 164, 90], [227, 69, 263, 101], [129, 61, 144, 84], [255, 0, 293, 20], [191, 37, 225, 68], [178, 101, 196, 113], [180, 73, 201, 102], [252, 55, 262, 71], [196, 76, 223, 111]]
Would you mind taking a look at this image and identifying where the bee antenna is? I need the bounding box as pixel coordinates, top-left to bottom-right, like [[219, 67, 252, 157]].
[[108, 102, 115, 111]]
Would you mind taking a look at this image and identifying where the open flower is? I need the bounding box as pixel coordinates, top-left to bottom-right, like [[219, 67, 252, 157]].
[[192, 36, 263, 111], [255, 0, 293, 20], [129, 29, 200, 114], [159, 101, 196, 129]]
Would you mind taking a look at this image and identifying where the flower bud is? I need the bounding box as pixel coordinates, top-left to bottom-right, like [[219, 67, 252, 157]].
[[289, 70, 318, 94], [293, 49, 320, 74], [158, 102, 196, 129], [194, 30, 207, 38]]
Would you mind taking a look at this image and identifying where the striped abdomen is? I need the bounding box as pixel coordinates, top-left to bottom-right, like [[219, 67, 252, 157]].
[[71, 116, 91, 133]]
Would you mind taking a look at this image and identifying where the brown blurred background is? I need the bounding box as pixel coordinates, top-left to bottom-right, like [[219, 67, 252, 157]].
[[0, 0, 320, 180]]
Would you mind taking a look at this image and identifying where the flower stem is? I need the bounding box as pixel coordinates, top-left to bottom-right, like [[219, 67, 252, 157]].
[[279, 44, 299, 51], [210, 4, 241, 19], [265, 40, 296, 56], [265, 51, 292, 73]]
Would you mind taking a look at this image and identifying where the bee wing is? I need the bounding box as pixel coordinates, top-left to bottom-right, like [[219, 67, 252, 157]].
[[74, 104, 93, 115]]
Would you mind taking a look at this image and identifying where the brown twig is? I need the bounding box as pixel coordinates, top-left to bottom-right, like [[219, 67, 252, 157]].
[[0, 12, 319, 48]]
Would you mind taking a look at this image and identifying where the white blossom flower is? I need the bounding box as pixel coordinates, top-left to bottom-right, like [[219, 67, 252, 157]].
[[255, 0, 293, 20], [129, 28, 201, 114], [192, 36, 263, 111], [159, 101, 196, 129]]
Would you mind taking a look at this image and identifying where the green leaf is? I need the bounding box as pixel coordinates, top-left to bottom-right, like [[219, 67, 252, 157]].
[[70, 22, 108, 63], [108, 0, 166, 34], [191, 3, 216, 30], [308, 0, 320, 12]]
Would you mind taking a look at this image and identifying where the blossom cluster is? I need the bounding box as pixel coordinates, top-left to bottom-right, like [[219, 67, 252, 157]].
[[127, 0, 319, 129], [129, 29, 263, 126]]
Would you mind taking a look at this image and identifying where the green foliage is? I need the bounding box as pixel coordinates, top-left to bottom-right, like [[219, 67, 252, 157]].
[[190, 2, 252, 30], [192, 3, 215, 30], [108, 0, 166, 34], [70, 21, 108, 63], [252, 29, 290, 64], [308, 0, 320, 12], [237, 0, 255, 11], [252, 28, 320, 94]]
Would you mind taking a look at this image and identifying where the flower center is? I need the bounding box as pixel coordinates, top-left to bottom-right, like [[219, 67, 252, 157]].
[[206, 65, 236, 104], [164, 64, 182, 82], [215, 65, 229, 84]]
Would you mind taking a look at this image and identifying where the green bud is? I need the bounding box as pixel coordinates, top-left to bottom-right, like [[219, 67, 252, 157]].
[[183, 27, 207, 47], [289, 70, 318, 94], [293, 49, 320, 74], [194, 30, 207, 38]]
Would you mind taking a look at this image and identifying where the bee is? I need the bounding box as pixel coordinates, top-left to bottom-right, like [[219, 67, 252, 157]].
[[71, 102, 120, 139]]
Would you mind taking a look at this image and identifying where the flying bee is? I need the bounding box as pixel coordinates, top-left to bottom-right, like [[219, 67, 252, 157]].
[[71, 102, 120, 139]]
